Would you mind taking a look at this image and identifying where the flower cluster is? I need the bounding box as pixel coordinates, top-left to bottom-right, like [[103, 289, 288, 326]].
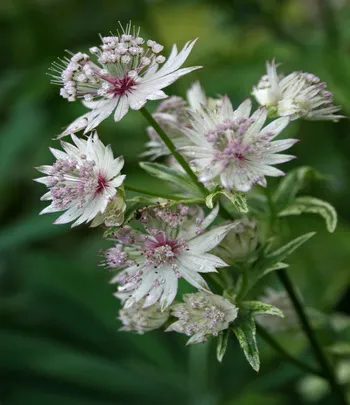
[[252, 60, 343, 121], [104, 204, 234, 310], [50, 22, 200, 136], [35, 133, 126, 227], [34, 22, 344, 372], [167, 292, 239, 344]]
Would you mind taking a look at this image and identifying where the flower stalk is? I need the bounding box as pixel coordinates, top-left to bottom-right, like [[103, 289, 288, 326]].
[[277, 269, 348, 405]]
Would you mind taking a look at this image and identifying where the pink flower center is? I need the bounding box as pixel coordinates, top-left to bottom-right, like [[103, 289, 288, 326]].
[[144, 231, 188, 267], [102, 74, 136, 96], [96, 173, 108, 194]]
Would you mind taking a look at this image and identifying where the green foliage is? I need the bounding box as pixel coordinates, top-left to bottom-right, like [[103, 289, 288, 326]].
[[232, 315, 260, 372], [279, 196, 337, 233], [216, 329, 230, 363], [206, 190, 248, 213]]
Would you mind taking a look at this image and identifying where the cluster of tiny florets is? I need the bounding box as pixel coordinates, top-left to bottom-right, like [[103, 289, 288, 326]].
[[167, 293, 239, 344], [50, 23, 166, 103]]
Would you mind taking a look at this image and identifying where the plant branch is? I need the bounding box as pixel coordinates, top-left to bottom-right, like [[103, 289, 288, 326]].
[[124, 185, 202, 202], [256, 324, 325, 378], [277, 270, 348, 405], [140, 107, 207, 196]]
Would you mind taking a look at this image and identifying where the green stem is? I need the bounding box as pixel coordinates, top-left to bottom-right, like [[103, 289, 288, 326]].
[[277, 270, 348, 405], [256, 324, 325, 378], [124, 185, 200, 202], [140, 107, 207, 196]]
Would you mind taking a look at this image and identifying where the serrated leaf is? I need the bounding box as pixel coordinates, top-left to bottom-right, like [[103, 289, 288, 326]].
[[241, 301, 284, 318], [279, 196, 337, 233], [273, 166, 323, 209], [263, 232, 316, 269], [140, 161, 202, 197], [232, 315, 260, 371], [206, 190, 248, 213], [216, 329, 230, 363]]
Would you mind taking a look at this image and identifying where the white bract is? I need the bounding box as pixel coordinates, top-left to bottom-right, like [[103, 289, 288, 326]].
[[50, 23, 201, 135], [104, 204, 235, 310], [181, 97, 297, 192], [35, 133, 125, 227], [119, 300, 170, 334], [167, 292, 238, 344], [252, 60, 343, 121], [211, 218, 258, 263], [142, 81, 222, 160]]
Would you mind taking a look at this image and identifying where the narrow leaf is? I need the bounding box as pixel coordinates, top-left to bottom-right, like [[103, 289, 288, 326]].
[[257, 262, 289, 281], [140, 162, 201, 196], [232, 316, 260, 371], [241, 301, 284, 318], [263, 232, 316, 268], [206, 190, 248, 213], [279, 196, 337, 233], [216, 329, 230, 363], [273, 166, 323, 209]]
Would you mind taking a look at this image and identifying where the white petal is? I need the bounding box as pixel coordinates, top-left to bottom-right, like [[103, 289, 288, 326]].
[[114, 96, 129, 122], [188, 223, 237, 253]]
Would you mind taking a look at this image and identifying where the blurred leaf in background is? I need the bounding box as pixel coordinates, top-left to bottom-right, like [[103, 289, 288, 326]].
[[1, 0, 349, 404]]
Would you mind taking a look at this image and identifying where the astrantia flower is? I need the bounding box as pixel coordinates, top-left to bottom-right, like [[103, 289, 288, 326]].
[[252, 60, 344, 121], [142, 81, 222, 160], [166, 292, 238, 344], [35, 133, 126, 227], [118, 299, 170, 334], [211, 218, 258, 263], [104, 204, 235, 309], [50, 22, 201, 135], [181, 97, 297, 192]]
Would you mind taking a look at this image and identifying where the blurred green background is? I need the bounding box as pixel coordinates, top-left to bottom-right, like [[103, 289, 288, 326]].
[[1, 0, 350, 404]]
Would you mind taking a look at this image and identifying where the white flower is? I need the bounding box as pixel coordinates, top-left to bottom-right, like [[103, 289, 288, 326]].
[[166, 292, 238, 344], [118, 300, 170, 334], [35, 133, 126, 227], [104, 204, 235, 310], [211, 218, 258, 263], [252, 60, 344, 121], [181, 97, 297, 192], [50, 23, 201, 135], [142, 81, 222, 160]]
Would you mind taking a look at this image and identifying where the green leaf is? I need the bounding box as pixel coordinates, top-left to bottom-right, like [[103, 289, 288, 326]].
[[232, 315, 260, 372], [263, 232, 316, 269], [273, 166, 323, 209], [216, 329, 230, 363], [241, 301, 284, 318], [140, 162, 202, 197], [278, 196, 337, 233], [206, 190, 248, 213], [327, 342, 350, 356], [257, 262, 289, 281]]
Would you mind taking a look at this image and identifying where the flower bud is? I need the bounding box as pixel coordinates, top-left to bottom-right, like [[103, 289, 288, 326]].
[[167, 292, 238, 344]]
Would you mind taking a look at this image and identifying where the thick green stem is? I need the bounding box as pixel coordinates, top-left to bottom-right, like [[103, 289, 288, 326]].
[[256, 324, 325, 378], [140, 107, 207, 196], [124, 185, 202, 202], [277, 270, 348, 405]]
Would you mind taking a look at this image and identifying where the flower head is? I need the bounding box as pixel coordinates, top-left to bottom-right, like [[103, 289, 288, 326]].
[[119, 299, 170, 334], [104, 204, 235, 309], [35, 133, 125, 227], [142, 82, 222, 160], [166, 292, 238, 344], [181, 97, 297, 192], [211, 218, 258, 263], [252, 60, 344, 121], [50, 23, 201, 135]]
